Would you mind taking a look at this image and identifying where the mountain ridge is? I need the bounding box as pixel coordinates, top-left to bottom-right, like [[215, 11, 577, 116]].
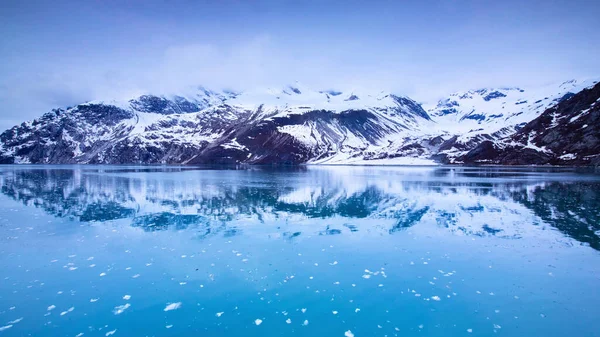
[[0, 79, 598, 165]]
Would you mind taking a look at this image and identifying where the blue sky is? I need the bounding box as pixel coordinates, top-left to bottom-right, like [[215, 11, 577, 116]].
[[1, 0, 599, 129]]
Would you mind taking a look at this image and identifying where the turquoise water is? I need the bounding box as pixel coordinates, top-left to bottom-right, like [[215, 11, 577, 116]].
[[1, 165, 599, 337]]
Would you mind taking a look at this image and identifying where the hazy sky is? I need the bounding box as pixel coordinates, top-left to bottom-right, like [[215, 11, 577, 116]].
[[1, 0, 599, 130]]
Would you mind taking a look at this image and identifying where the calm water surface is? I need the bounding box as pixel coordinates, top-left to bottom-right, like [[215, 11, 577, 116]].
[[0, 165, 599, 337]]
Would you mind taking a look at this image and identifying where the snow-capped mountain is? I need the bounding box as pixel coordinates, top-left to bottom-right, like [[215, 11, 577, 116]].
[[0, 79, 598, 165], [424, 78, 599, 162], [461, 81, 600, 166]]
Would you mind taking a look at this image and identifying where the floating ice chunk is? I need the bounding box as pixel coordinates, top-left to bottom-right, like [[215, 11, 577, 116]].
[[164, 302, 182, 311], [493, 324, 501, 329], [332, 311, 338, 315], [216, 312, 224, 317], [99, 273, 106, 277], [123, 295, 131, 300], [286, 318, 291, 324], [90, 298, 99, 303], [355, 308, 360, 313], [76, 333, 84, 337], [334, 281, 340, 285], [345, 330, 354, 337], [69, 267, 78, 271], [89, 264, 96, 268], [467, 329, 473, 333], [166, 325, 173, 329], [418, 324, 424, 329], [60, 307, 75, 316], [301, 308, 307, 313], [87, 257, 94, 261], [330, 261, 338, 265], [105, 329, 116, 336], [303, 320, 309, 326], [431, 296, 441, 301], [0, 325, 12, 332], [113, 303, 131, 315], [255, 319, 263, 326], [132, 274, 140, 278], [47, 305, 56, 311], [362, 275, 371, 279], [7, 318, 22, 324]]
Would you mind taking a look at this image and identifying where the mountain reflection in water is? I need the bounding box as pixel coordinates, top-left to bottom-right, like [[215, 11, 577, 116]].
[[0, 165, 599, 250]]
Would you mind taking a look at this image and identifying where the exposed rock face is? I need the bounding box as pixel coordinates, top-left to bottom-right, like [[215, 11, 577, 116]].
[[0, 80, 598, 165], [0, 88, 434, 164], [462, 82, 600, 166]]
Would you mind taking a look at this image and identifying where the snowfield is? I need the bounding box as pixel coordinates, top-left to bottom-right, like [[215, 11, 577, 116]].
[[0, 78, 598, 165]]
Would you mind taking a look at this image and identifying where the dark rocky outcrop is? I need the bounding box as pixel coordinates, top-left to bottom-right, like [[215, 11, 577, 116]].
[[462, 82, 600, 166]]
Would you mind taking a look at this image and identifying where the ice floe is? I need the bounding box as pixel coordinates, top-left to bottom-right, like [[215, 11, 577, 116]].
[[113, 303, 131, 315], [164, 302, 182, 311]]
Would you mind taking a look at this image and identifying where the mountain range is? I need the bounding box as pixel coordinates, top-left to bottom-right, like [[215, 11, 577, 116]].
[[0, 79, 598, 165]]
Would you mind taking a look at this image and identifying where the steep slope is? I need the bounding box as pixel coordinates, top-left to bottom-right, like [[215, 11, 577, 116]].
[[0, 85, 434, 164], [426, 79, 598, 162], [461, 81, 600, 165], [0, 79, 598, 165]]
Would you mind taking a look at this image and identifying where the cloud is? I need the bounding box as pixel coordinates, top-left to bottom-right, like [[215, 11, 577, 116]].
[[0, 30, 596, 131], [150, 35, 277, 92]]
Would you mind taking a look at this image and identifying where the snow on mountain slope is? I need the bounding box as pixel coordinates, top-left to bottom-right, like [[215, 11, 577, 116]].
[[427, 79, 597, 134], [425, 78, 599, 162], [0, 79, 597, 165], [461, 81, 600, 166], [228, 83, 430, 119], [0, 84, 436, 164]]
